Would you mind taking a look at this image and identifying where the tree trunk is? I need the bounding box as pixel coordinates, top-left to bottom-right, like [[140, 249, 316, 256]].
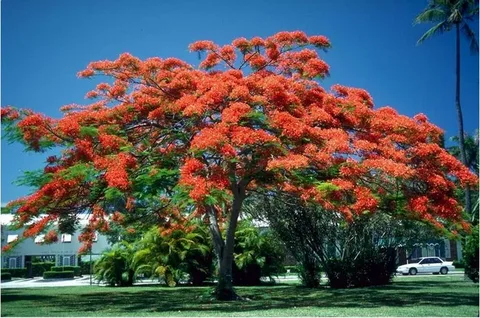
[[207, 183, 246, 300], [455, 24, 472, 216], [215, 184, 245, 300]]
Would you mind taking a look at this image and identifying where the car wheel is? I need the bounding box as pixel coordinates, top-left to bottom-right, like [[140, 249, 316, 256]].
[[440, 267, 448, 275], [409, 268, 417, 275]]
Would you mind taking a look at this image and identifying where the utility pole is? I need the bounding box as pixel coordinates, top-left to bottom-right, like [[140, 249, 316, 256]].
[[89, 247, 92, 286]]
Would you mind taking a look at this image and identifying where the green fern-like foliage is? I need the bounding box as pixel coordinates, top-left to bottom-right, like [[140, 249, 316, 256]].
[[232, 219, 286, 286], [94, 241, 135, 286], [132, 224, 213, 287]]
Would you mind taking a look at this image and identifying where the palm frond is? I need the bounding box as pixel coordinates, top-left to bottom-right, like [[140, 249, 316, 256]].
[[417, 21, 449, 45], [414, 8, 447, 25], [132, 248, 151, 267], [461, 23, 479, 53], [134, 264, 152, 277]]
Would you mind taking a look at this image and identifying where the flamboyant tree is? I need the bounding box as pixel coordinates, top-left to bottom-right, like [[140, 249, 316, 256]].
[[1, 31, 477, 299]]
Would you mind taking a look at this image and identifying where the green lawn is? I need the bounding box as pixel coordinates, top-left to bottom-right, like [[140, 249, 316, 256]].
[[1, 276, 478, 317]]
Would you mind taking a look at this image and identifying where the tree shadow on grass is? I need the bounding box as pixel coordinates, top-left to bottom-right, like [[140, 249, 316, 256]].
[[1, 290, 56, 303], [2, 279, 478, 315]]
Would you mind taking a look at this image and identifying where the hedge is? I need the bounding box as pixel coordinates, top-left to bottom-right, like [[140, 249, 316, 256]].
[[7, 268, 27, 278], [32, 262, 55, 277], [452, 260, 465, 269], [1, 272, 12, 280], [43, 271, 74, 279], [51, 266, 81, 276], [80, 261, 94, 275], [325, 249, 396, 288]]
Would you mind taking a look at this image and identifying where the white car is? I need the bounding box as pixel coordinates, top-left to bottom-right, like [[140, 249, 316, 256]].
[[396, 257, 455, 275]]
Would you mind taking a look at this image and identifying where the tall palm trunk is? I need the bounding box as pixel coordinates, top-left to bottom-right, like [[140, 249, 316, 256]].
[[455, 23, 472, 215]]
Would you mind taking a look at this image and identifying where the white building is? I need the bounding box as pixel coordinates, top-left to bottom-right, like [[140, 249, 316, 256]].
[[1, 214, 110, 271]]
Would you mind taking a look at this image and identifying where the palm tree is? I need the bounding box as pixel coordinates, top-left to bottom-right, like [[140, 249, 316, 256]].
[[448, 130, 479, 174], [414, 0, 479, 215], [448, 131, 479, 222]]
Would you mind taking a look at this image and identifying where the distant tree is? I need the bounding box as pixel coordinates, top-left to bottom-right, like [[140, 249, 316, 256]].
[[415, 0, 479, 215], [2, 31, 477, 299], [248, 192, 445, 288]]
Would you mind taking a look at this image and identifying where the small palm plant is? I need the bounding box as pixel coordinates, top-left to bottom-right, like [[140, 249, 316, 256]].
[[133, 226, 211, 287], [94, 241, 136, 286], [233, 220, 286, 285]]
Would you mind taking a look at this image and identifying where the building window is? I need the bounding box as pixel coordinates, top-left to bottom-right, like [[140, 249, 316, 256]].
[[7, 235, 18, 243], [427, 244, 435, 257], [34, 235, 45, 244], [61, 234, 72, 243], [444, 239, 451, 259], [63, 256, 71, 266], [59, 255, 75, 266], [9, 258, 16, 269]]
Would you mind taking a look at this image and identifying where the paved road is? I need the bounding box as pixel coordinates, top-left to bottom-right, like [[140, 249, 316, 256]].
[[1, 271, 465, 289], [1, 276, 96, 289]]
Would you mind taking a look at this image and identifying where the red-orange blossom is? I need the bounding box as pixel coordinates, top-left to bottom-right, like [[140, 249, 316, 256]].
[[1, 31, 476, 256]]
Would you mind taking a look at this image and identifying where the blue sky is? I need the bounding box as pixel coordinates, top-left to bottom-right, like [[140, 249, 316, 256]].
[[1, 0, 479, 204]]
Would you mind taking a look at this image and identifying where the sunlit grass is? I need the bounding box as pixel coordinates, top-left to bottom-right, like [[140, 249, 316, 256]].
[[1, 275, 478, 316]]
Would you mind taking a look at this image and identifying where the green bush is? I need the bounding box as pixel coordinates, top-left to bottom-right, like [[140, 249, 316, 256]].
[[463, 225, 479, 283], [95, 242, 135, 287], [133, 224, 213, 287], [43, 271, 74, 279], [298, 256, 321, 288], [32, 262, 55, 277], [232, 263, 263, 286], [183, 222, 215, 286], [325, 248, 396, 288], [51, 266, 81, 276], [452, 260, 465, 269], [79, 261, 94, 275], [8, 268, 27, 278], [232, 221, 286, 286], [1, 272, 12, 280]]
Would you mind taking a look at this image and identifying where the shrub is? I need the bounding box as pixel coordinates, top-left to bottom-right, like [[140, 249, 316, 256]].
[[7, 268, 27, 278], [452, 260, 465, 269], [43, 271, 74, 279], [183, 223, 215, 286], [79, 260, 94, 275], [133, 224, 213, 287], [95, 242, 135, 287], [232, 263, 263, 286], [51, 266, 81, 276], [298, 256, 321, 288], [32, 262, 55, 277], [250, 192, 438, 289], [232, 221, 286, 286], [1, 272, 12, 280], [325, 248, 396, 288], [463, 225, 479, 283]]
